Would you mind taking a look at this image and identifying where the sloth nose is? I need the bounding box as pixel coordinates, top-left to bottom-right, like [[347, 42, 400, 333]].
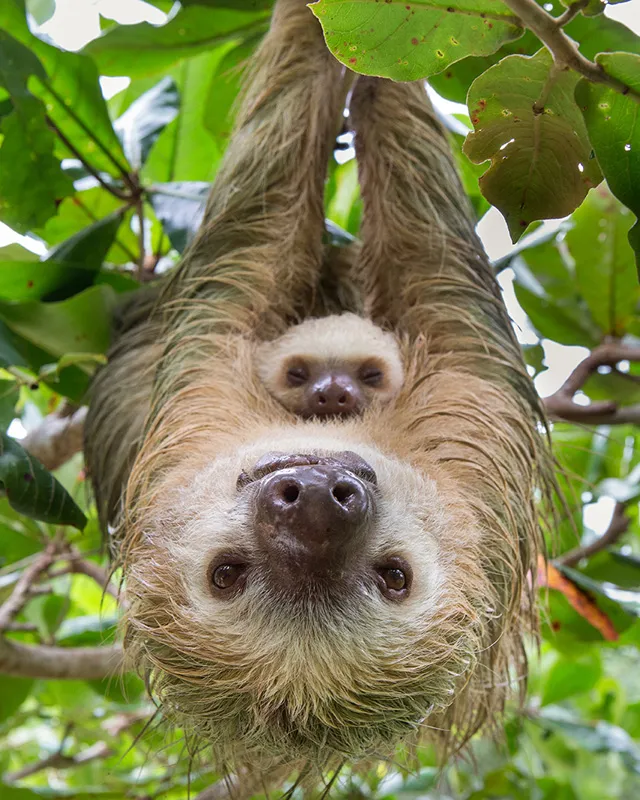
[[255, 465, 372, 573], [307, 375, 362, 416]]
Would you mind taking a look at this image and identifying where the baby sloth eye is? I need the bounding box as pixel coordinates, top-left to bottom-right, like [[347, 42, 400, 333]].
[[360, 365, 384, 387], [286, 364, 308, 386], [375, 557, 412, 601], [209, 560, 247, 595]]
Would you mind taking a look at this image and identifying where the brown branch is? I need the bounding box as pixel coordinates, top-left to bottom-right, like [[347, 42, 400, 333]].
[[135, 194, 146, 280], [4, 741, 112, 782], [21, 403, 87, 472], [557, 501, 630, 567], [555, 0, 589, 27], [0, 539, 58, 631], [503, 0, 640, 100], [49, 551, 122, 603], [543, 343, 640, 425], [0, 637, 123, 679]]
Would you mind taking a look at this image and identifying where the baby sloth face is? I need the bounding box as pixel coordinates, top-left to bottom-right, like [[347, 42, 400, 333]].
[[257, 313, 404, 417]]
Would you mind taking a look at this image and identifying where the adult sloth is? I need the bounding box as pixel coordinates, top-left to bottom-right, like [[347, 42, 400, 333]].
[[86, 0, 551, 778]]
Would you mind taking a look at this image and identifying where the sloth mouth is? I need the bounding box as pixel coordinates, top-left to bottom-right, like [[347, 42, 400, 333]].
[[236, 450, 377, 490]]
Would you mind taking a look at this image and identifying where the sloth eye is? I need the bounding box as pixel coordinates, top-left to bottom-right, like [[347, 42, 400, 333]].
[[375, 557, 412, 600], [286, 365, 308, 386], [210, 561, 247, 594], [360, 366, 384, 387]]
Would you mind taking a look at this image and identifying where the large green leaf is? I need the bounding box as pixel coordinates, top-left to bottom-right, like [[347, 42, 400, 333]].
[[36, 188, 136, 266], [0, 2, 129, 179], [430, 6, 640, 104], [534, 706, 640, 775], [0, 285, 116, 360], [143, 50, 229, 183], [310, 0, 524, 81], [148, 182, 209, 253], [0, 433, 86, 528], [541, 653, 602, 706], [565, 185, 639, 336], [0, 676, 34, 724], [84, 4, 270, 77], [115, 77, 179, 169], [0, 31, 72, 231], [576, 53, 640, 270], [464, 48, 603, 241]]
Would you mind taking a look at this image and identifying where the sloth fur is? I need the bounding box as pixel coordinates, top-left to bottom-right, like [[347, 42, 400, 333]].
[[85, 0, 552, 777]]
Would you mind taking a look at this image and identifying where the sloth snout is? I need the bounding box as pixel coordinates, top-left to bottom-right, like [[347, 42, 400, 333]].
[[254, 465, 372, 574]]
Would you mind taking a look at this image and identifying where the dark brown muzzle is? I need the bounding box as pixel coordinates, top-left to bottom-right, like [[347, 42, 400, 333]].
[[254, 464, 373, 577]]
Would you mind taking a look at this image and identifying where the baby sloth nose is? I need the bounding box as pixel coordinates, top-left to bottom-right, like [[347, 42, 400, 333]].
[[306, 374, 363, 416], [255, 465, 372, 575]]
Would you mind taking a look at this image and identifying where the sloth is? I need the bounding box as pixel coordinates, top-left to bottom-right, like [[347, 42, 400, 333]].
[[256, 312, 404, 417], [85, 0, 552, 781]]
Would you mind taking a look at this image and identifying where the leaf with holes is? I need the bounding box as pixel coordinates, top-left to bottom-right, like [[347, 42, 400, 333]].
[[0, 432, 85, 528], [310, 0, 523, 81], [576, 53, 640, 271], [464, 48, 602, 241]]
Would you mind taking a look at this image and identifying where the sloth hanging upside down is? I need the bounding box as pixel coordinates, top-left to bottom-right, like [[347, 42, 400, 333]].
[[85, 0, 552, 776]]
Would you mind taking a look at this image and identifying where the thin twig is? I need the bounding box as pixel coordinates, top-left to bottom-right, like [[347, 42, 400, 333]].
[[555, 0, 589, 27], [557, 501, 630, 566], [544, 342, 640, 425], [45, 117, 132, 201], [50, 551, 121, 602], [0, 538, 58, 631], [4, 741, 112, 782], [136, 194, 146, 281], [503, 0, 640, 100]]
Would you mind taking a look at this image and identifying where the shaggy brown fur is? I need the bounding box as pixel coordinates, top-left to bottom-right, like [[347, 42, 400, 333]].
[[85, 0, 552, 780]]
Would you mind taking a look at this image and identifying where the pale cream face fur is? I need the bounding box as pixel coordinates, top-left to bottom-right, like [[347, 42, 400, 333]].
[[128, 426, 483, 763], [256, 313, 404, 414]]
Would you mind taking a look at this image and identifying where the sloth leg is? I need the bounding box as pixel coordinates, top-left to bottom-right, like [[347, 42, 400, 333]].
[[349, 77, 527, 381], [163, 0, 350, 337]]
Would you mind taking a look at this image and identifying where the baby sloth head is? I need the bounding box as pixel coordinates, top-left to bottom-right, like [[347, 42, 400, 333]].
[[256, 313, 403, 417]]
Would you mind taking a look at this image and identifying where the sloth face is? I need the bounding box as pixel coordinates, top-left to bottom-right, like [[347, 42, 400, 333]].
[[126, 430, 485, 763]]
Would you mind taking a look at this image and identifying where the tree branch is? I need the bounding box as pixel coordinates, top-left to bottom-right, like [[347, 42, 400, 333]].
[[21, 403, 87, 472], [503, 0, 640, 100], [544, 343, 640, 425], [4, 742, 113, 782], [555, 0, 589, 27], [0, 538, 57, 631], [557, 501, 630, 567], [45, 117, 132, 201], [0, 637, 123, 679]]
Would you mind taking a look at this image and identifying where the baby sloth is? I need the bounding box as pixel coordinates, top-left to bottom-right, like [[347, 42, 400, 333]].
[[257, 312, 403, 417]]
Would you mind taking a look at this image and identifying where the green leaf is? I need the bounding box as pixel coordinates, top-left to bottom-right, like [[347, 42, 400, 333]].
[[512, 283, 600, 347], [0, 32, 73, 231], [0, 379, 19, 430], [0, 285, 116, 361], [429, 4, 640, 104], [203, 36, 262, 145], [0, 318, 29, 368], [0, 675, 34, 723], [535, 706, 640, 774], [0, 3, 130, 180], [464, 48, 603, 241], [541, 653, 602, 705], [576, 53, 640, 270], [143, 49, 232, 183], [325, 159, 362, 237], [148, 182, 209, 253], [36, 188, 136, 266], [0, 433, 85, 528], [115, 77, 179, 169], [565, 185, 639, 336], [0, 244, 38, 262], [84, 4, 270, 77], [310, 0, 524, 81], [0, 787, 44, 800], [42, 209, 124, 298]]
